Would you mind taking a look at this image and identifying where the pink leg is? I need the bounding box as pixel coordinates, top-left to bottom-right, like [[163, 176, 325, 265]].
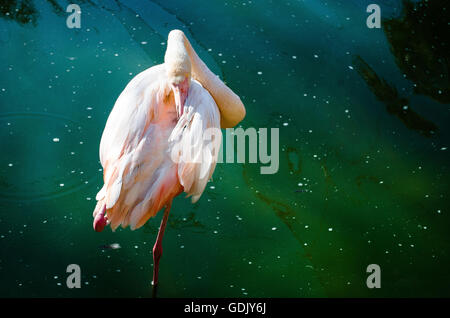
[[152, 201, 172, 290]]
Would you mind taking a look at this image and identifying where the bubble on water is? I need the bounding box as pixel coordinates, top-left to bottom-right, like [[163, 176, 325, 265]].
[[272, 227, 277, 231], [328, 228, 333, 232], [257, 71, 262, 75], [53, 138, 60, 142], [8, 163, 13, 167]]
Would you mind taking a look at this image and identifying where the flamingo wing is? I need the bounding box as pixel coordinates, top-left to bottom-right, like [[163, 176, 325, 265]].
[[95, 65, 170, 214], [169, 79, 222, 203]]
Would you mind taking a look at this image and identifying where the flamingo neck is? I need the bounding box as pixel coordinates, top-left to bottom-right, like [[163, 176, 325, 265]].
[[169, 30, 246, 128]]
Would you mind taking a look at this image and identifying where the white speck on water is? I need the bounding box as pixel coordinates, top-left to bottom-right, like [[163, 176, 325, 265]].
[[213, 230, 218, 234], [283, 122, 288, 126], [328, 227, 333, 232], [437, 210, 441, 214], [141, 41, 147, 45], [441, 147, 447, 151], [59, 184, 64, 187], [292, 55, 297, 59], [298, 183, 303, 186], [403, 105, 409, 110], [257, 71, 262, 75], [348, 65, 354, 70], [305, 225, 309, 229], [180, 245, 184, 249], [197, 276, 202, 280], [314, 54, 318, 58], [210, 186, 215, 189], [272, 227, 277, 231], [53, 138, 59, 142], [8, 163, 13, 167]]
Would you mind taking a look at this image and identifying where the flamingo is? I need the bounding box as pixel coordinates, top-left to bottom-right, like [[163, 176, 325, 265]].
[[92, 30, 245, 294]]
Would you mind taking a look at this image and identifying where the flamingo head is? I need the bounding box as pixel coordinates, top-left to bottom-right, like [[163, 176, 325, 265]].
[[165, 30, 191, 118]]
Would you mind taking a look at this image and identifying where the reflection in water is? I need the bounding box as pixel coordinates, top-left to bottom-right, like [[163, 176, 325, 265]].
[[353, 55, 438, 137], [241, 166, 329, 294], [46, 0, 64, 16], [286, 147, 301, 176], [383, 0, 449, 103], [143, 211, 207, 235], [0, 0, 38, 25]]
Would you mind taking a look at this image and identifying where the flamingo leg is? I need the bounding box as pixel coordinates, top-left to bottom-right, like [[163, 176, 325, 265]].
[[152, 200, 172, 296]]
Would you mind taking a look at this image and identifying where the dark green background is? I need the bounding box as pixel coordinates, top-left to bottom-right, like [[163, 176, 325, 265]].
[[0, 0, 448, 297]]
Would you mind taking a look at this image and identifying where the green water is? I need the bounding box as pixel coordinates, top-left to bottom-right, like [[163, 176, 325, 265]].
[[0, 0, 449, 297]]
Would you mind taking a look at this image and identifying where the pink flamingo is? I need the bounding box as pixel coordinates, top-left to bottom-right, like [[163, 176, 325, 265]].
[[92, 30, 245, 293]]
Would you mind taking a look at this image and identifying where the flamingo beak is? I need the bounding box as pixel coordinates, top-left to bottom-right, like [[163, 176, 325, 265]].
[[172, 77, 189, 118]]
